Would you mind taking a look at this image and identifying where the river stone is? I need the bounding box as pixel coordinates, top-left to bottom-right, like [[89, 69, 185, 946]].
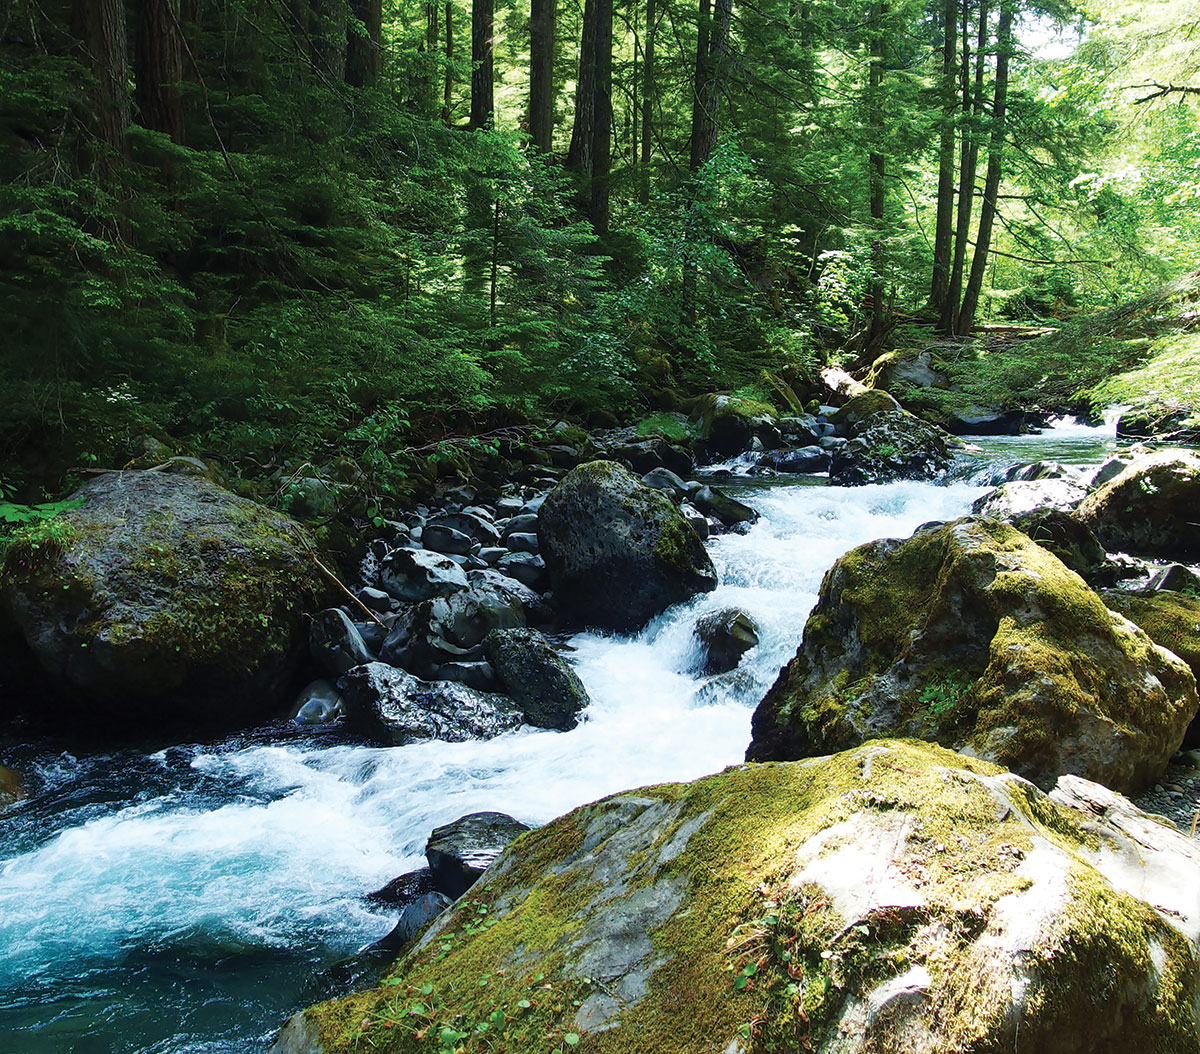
[[425, 811, 532, 899], [538, 461, 717, 632], [378, 547, 468, 602], [689, 485, 758, 527], [273, 740, 1200, 1054], [495, 551, 548, 592], [337, 662, 523, 745], [504, 531, 539, 553], [746, 517, 1197, 794], [419, 524, 475, 556], [484, 627, 590, 730], [309, 608, 375, 677], [692, 393, 778, 459], [1149, 564, 1200, 593], [1075, 451, 1200, 560], [427, 511, 501, 546], [642, 467, 690, 502], [0, 470, 320, 733], [1006, 508, 1120, 587], [500, 513, 540, 539], [371, 890, 454, 953], [290, 679, 345, 726], [693, 608, 759, 674], [971, 477, 1090, 518], [758, 445, 831, 473]]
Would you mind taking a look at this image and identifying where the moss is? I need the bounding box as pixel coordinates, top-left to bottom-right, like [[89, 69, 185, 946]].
[[1103, 590, 1200, 680]]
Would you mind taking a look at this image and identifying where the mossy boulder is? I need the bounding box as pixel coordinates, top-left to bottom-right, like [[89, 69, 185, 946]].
[[691, 394, 779, 459], [746, 518, 1196, 794], [538, 461, 717, 632], [0, 470, 322, 735], [271, 740, 1200, 1054], [1102, 589, 1200, 747], [1074, 451, 1200, 559], [483, 627, 590, 731], [827, 391, 955, 486], [0, 764, 24, 810]]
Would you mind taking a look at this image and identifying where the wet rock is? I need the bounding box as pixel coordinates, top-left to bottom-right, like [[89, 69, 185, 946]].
[[426, 512, 500, 547], [0, 470, 321, 734], [354, 587, 394, 614], [693, 393, 779, 459], [420, 524, 476, 556], [642, 467, 690, 502], [1075, 451, 1200, 560], [758, 445, 831, 473], [484, 627, 590, 730], [495, 551, 548, 592], [372, 891, 454, 953], [278, 740, 1200, 1054], [747, 517, 1197, 794], [689, 485, 758, 528], [538, 461, 716, 632], [1148, 564, 1200, 593], [681, 505, 709, 540], [290, 679, 345, 726], [1006, 508, 1120, 587], [425, 811, 532, 899], [338, 662, 523, 745], [777, 413, 823, 447], [378, 548, 469, 602], [432, 660, 499, 692], [309, 608, 376, 677], [693, 608, 759, 675], [500, 513, 540, 539], [971, 477, 1090, 518], [504, 532, 539, 553], [366, 866, 438, 908], [944, 408, 1029, 435]]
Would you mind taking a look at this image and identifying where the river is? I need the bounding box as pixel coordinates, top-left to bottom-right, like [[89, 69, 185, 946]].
[[0, 421, 1118, 1053]]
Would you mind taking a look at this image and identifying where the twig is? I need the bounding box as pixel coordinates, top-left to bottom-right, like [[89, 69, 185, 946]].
[[1190, 809, 1198, 839], [291, 527, 387, 630]]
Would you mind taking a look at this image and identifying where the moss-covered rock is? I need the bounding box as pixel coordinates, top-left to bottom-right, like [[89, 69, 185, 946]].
[[1074, 451, 1200, 560], [827, 391, 956, 486], [0, 470, 323, 736], [0, 764, 24, 810], [271, 740, 1200, 1054], [691, 394, 779, 459], [746, 518, 1196, 794], [538, 461, 717, 632], [1103, 589, 1200, 747]]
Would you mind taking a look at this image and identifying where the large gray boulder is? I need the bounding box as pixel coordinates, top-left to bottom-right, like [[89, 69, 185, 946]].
[[273, 740, 1200, 1054], [1074, 451, 1200, 559], [827, 389, 955, 485], [538, 461, 717, 632], [747, 517, 1197, 794], [0, 470, 321, 733]]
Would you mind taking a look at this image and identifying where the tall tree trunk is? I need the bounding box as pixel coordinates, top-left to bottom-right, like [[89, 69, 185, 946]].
[[568, 0, 598, 175], [73, 0, 131, 164], [865, 0, 887, 347], [958, 0, 1012, 334], [528, 0, 556, 151], [443, 1, 454, 121], [470, 0, 494, 127], [941, 0, 988, 334], [346, 0, 382, 87], [309, 0, 347, 81], [639, 0, 656, 204], [135, 0, 185, 143], [928, 0, 956, 314], [589, 0, 613, 233]]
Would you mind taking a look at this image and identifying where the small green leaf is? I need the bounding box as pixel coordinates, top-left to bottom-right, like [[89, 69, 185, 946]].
[[564, 1033, 580, 1046]]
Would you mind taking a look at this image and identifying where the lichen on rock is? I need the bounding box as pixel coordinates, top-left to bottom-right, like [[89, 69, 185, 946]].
[[271, 740, 1200, 1054], [746, 517, 1197, 794]]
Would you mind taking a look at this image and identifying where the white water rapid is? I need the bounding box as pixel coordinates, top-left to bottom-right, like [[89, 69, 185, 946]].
[[0, 421, 1118, 1052]]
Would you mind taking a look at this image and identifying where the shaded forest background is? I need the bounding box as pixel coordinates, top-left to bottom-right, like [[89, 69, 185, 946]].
[[3, 0, 1200, 505]]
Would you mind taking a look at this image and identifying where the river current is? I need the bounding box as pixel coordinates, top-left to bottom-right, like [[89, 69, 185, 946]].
[[0, 421, 1117, 1053]]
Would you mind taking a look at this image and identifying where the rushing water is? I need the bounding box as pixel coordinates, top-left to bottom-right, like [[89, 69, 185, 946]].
[[0, 421, 1119, 1053]]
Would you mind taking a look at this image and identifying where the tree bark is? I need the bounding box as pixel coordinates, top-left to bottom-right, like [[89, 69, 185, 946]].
[[470, 0, 494, 127], [309, 0, 347, 81], [957, 0, 1012, 334], [73, 0, 131, 164], [346, 0, 382, 87], [866, 0, 887, 346], [134, 0, 185, 143], [568, 0, 598, 175], [528, 0, 556, 151], [639, 0, 656, 204], [444, 1, 454, 122], [941, 0, 988, 334], [589, 0, 613, 233], [929, 0, 956, 313]]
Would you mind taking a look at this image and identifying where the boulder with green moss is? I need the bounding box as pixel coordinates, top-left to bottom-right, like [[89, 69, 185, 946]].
[[746, 517, 1196, 794], [0, 470, 322, 735], [1103, 589, 1200, 747], [271, 739, 1200, 1054], [1074, 451, 1200, 559], [0, 764, 23, 810], [691, 393, 779, 459], [827, 390, 956, 486], [538, 461, 716, 632]]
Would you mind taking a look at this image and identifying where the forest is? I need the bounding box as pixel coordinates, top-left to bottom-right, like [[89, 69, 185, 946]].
[[2, 0, 1200, 512]]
